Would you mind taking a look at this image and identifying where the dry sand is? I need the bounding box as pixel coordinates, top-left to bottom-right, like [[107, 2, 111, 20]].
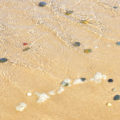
[[0, 0, 120, 120]]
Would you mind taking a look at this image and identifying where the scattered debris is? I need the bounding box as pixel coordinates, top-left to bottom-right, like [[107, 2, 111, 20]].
[[27, 92, 32, 96], [39, 1, 47, 7], [113, 95, 120, 100], [90, 72, 107, 83], [0, 58, 8, 63], [116, 41, 120, 45], [23, 47, 30, 52], [65, 10, 73, 15], [60, 79, 71, 87], [108, 79, 113, 83], [106, 102, 112, 107], [57, 87, 64, 94], [48, 90, 55, 96], [16, 102, 27, 112], [73, 78, 86, 85], [84, 49, 92, 53], [35, 92, 50, 103], [73, 42, 81, 47]]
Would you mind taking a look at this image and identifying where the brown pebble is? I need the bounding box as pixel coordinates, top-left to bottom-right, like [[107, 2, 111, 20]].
[[84, 49, 92, 53]]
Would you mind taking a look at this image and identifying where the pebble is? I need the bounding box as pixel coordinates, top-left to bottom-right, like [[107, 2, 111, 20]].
[[60, 79, 71, 87], [116, 41, 120, 45], [57, 87, 64, 94], [73, 42, 80, 47], [90, 72, 107, 83], [48, 90, 55, 96], [73, 78, 85, 85], [39, 1, 47, 7], [16, 102, 27, 112], [108, 79, 113, 83], [113, 95, 120, 100], [35, 92, 50, 103], [80, 20, 89, 24], [65, 10, 73, 15], [113, 6, 118, 9], [23, 47, 30, 51], [84, 49, 92, 53], [106, 102, 112, 107], [27, 92, 32, 96], [23, 43, 28, 46], [0, 58, 8, 63]]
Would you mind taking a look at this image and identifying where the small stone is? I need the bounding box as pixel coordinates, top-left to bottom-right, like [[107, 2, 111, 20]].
[[113, 95, 120, 100], [48, 90, 55, 96], [106, 102, 112, 107], [80, 20, 89, 24], [73, 42, 80, 47], [16, 102, 27, 112], [57, 87, 64, 94], [23, 43, 28, 46], [35, 92, 50, 103], [113, 6, 118, 9], [116, 41, 120, 45], [23, 47, 30, 51], [65, 10, 73, 15], [84, 49, 92, 53], [39, 1, 47, 7], [27, 92, 32, 96], [81, 78, 86, 81], [60, 79, 71, 87], [0, 58, 8, 63], [108, 79, 113, 83]]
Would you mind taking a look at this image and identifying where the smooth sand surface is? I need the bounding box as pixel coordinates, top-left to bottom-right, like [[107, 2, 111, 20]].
[[0, 0, 120, 120]]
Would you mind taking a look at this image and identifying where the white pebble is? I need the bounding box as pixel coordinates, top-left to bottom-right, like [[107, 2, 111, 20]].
[[57, 87, 64, 94], [48, 90, 56, 96], [27, 92, 32, 96], [73, 78, 84, 85], [102, 75, 107, 80], [106, 102, 112, 107], [16, 102, 27, 112], [35, 92, 50, 103]]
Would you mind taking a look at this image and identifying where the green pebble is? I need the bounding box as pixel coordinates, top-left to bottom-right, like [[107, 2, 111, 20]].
[[84, 49, 92, 53], [23, 47, 30, 52], [65, 10, 73, 15]]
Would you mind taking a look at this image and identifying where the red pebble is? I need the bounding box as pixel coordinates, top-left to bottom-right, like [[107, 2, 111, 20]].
[[23, 43, 28, 46]]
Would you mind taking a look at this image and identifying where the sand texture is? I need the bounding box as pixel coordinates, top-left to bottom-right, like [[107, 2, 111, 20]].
[[0, 0, 120, 120]]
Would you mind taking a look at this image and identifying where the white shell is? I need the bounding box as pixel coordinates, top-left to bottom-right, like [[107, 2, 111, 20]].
[[27, 92, 32, 96], [73, 78, 84, 85], [48, 90, 56, 96], [57, 87, 64, 94], [16, 102, 27, 112], [35, 92, 50, 103]]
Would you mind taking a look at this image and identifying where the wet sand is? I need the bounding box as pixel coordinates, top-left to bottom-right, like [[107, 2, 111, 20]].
[[0, 0, 120, 120]]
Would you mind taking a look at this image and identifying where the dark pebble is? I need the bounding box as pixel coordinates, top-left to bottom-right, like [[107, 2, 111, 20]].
[[0, 58, 8, 63], [23, 47, 30, 52], [108, 79, 113, 83], [116, 41, 120, 45], [113, 6, 118, 9], [73, 42, 80, 47], [65, 10, 73, 15], [113, 95, 120, 100], [39, 1, 47, 7], [81, 78, 86, 81], [61, 81, 69, 87]]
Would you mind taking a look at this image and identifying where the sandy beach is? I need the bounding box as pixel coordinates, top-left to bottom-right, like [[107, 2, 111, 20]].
[[0, 0, 120, 120]]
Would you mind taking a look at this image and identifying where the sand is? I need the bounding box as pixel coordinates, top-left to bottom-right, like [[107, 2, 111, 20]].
[[0, 0, 120, 120]]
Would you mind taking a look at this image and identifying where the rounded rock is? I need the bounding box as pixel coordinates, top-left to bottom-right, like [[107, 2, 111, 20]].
[[39, 1, 47, 7], [0, 58, 8, 63], [113, 95, 120, 100]]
